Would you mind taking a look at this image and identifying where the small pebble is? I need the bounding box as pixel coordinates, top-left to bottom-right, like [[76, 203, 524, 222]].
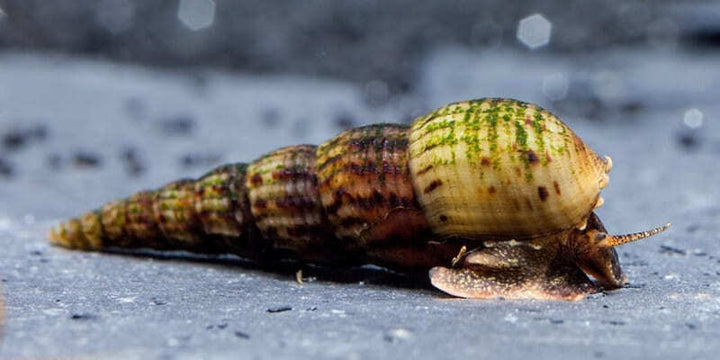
[[383, 328, 413, 342], [151, 298, 166, 306]]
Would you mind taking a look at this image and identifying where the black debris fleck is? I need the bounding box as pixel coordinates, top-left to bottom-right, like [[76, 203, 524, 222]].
[[72, 151, 102, 168], [70, 313, 97, 321], [123, 97, 147, 121], [550, 319, 564, 324], [660, 245, 686, 255], [261, 108, 281, 128], [0, 157, 14, 178], [2, 125, 48, 151], [234, 331, 250, 339], [30, 250, 43, 256], [151, 298, 166, 306], [266, 306, 292, 313], [217, 323, 228, 329], [121, 147, 145, 176], [334, 112, 356, 130], [686, 323, 697, 330], [180, 153, 222, 168], [602, 320, 626, 326], [47, 153, 63, 170], [676, 131, 700, 150], [305, 306, 318, 311], [158, 115, 195, 136], [624, 283, 646, 289]]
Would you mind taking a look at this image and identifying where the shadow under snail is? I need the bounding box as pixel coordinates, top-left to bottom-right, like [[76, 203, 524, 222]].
[[48, 98, 669, 301]]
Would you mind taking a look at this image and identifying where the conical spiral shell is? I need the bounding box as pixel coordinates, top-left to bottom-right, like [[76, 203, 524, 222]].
[[408, 98, 610, 239], [49, 98, 612, 268]]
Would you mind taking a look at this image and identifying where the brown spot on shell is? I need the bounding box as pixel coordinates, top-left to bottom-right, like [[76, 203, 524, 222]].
[[481, 157, 491, 166], [553, 181, 561, 195], [253, 199, 267, 210], [416, 164, 434, 176], [545, 151, 552, 163], [538, 186, 549, 202], [526, 150, 539, 164], [250, 173, 263, 186], [488, 186, 497, 194], [439, 215, 449, 222], [423, 179, 443, 194]]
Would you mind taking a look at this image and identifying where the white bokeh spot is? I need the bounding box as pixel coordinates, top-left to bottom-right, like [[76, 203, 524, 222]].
[[178, 0, 216, 31], [542, 73, 568, 101], [95, 0, 135, 34], [517, 14, 552, 49], [683, 108, 703, 129]]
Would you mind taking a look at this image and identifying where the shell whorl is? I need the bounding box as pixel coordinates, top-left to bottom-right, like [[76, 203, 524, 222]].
[[408, 98, 609, 240]]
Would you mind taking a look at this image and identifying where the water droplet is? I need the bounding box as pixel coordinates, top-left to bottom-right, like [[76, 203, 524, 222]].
[[517, 14, 552, 49]]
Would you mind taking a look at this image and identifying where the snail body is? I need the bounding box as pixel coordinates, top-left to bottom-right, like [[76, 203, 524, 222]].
[[49, 98, 668, 300]]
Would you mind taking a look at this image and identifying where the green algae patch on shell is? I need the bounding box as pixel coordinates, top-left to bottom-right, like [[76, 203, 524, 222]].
[[409, 98, 609, 240]]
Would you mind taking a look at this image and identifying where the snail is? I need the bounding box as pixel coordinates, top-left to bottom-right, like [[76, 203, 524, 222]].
[[48, 98, 669, 300]]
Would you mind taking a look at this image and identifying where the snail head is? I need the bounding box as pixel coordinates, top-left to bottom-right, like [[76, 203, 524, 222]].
[[570, 213, 670, 289]]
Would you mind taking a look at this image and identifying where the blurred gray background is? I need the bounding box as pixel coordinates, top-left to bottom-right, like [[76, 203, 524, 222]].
[[1, 1, 720, 359]]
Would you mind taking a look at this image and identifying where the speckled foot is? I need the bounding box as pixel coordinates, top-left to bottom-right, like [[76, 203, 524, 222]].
[[429, 241, 599, 301]]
